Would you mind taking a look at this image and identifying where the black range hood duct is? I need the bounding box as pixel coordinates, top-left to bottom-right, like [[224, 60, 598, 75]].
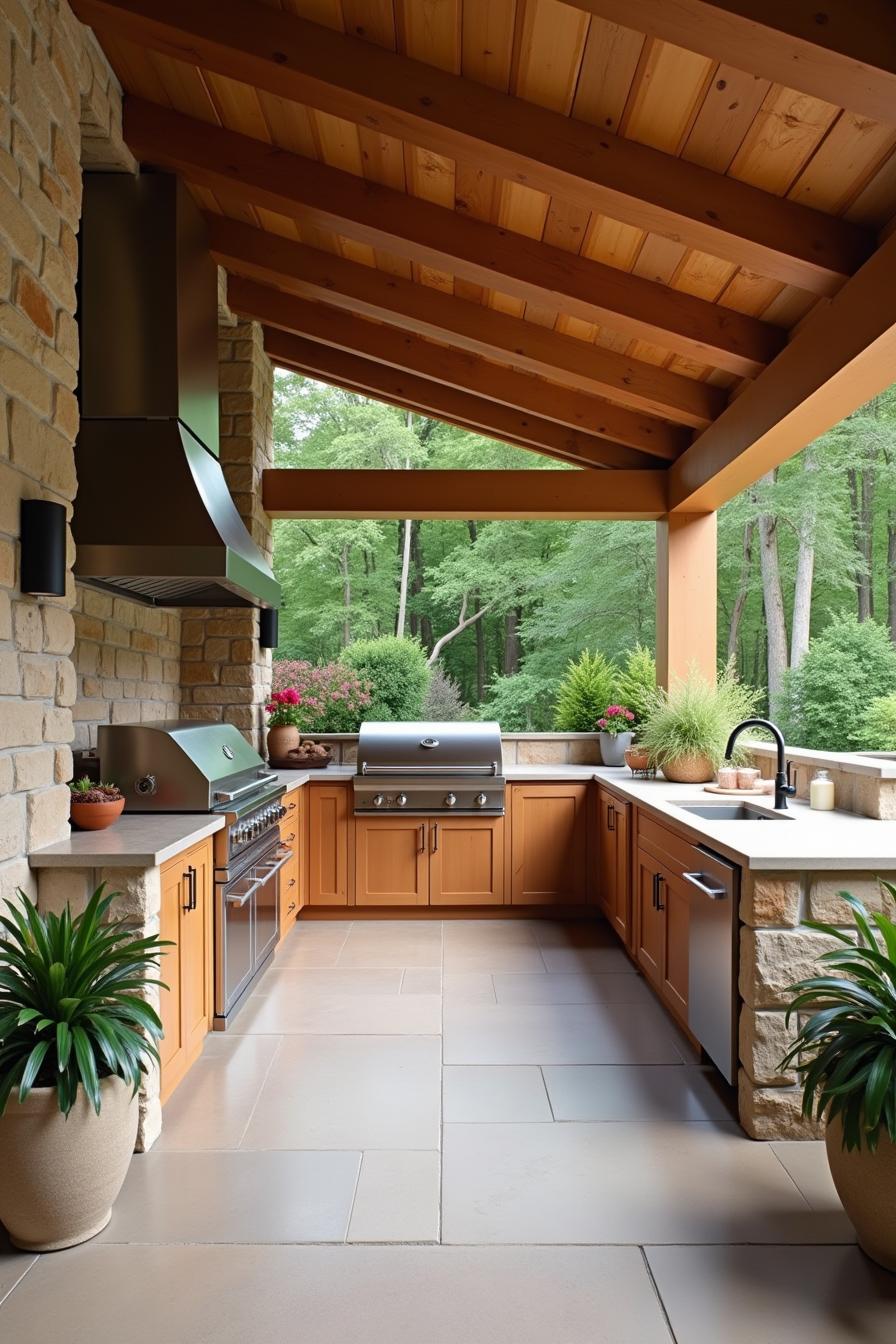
[[74, 172, 279, 610]]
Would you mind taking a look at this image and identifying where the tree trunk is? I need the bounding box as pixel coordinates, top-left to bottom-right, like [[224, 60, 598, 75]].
[[395, 419, 413, 637], [504, 607, 522, 675], [409, 520, 432, 650], [727, 519, 755, 664], [427, 593, 496, 665], [757, 475, 788, 700], [848, 454, 876, 621], [340, 543, 351, 648], [790, 451, 818, 669], [466, 521, 486, 699]]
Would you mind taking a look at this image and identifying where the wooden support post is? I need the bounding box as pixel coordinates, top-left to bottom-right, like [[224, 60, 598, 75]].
[[656, 513, 717, 688]]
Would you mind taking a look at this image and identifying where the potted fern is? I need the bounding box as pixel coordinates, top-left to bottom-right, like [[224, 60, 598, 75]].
[[781, 883, 896, 1271], [638, 662, 760, 783], [0, 886, 167, 1251]]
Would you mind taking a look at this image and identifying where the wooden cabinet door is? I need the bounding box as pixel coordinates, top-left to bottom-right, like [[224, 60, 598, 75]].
[[278, 786, 304, 939], [308, 783, 351, 905], [635, 847, 665, 991], [610, 797, 631, 946], [158, 861, 187, 1104], [510, 783, 588, 905], [660, 870, 690, 1020], [355, 817, 429, 906], [596, 788, 617, 922], [180, 839, 212, 1065], [430, 816, 505, 906]]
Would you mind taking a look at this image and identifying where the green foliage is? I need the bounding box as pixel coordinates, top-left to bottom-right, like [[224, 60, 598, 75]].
[[0, 886, 168, 1117], [479, 672, 558, 732], [422, 665, 472, 721], [553, 651, 617, 733], [781, 884, 896, 1153], [864, 694, 896, 751], [776, 617, 896, 751], [639, 662, 762, 769], [270, 662, 372, 733], [616, 644, 657, 730], [341, 636, 431, 721]]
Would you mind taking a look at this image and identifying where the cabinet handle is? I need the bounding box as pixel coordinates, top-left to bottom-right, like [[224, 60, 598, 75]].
[[607, 803, 615, 831], [288, 877, 296, 888], [288, 801, 297, 812], [287, 901, 296, 914], [431, 823, 439, 854], [651, 872, 658, 909], [182, 869, 192, 913], [656, 873, 665, 912], [285, 832, 296, 843], [418, 823, 426, 853]]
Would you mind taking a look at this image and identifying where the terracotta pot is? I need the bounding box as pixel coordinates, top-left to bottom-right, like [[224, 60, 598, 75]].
[[0, 1075, 138, 1252], [826, 1113, 896, 1271], [599, 731, 633, 767], [70, 797, 125, 831], [267, 724, 300, 761], [624, 745, 651, 772], [660, 754, 715, 783]]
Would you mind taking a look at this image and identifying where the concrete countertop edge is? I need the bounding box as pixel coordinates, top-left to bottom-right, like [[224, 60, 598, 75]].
[[29, 814, 227, 869]]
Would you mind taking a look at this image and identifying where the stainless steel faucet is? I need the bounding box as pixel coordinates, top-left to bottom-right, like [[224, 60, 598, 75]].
[[724, 718, 796, 811]]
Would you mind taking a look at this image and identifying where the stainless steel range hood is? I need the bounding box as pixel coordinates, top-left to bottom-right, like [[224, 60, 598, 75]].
[[73, 172, 279, 609]]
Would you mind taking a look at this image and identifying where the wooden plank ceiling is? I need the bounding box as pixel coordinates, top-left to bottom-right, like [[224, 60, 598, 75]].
[[76, 0, 896, 507]]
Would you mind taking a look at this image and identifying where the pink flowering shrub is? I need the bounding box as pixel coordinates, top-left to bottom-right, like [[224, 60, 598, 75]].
[[271, 660, 372, 733], [597, 704, 635, 736]]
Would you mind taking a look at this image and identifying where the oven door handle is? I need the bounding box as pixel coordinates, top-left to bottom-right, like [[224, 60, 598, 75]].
[[251, 845, 294, 883], [225, 876, 262, 908]]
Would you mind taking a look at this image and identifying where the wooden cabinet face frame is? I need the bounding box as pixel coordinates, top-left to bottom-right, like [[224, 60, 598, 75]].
[[159, 836, 213, 1104]]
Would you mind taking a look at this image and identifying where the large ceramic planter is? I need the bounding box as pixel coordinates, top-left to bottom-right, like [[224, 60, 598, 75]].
[[660, 753, 715, 783], [267, 724, 300, 761], [70, 798, 125, 831], [0, 1075, 138, 1251], [599, 731, 633, 767], [826, 1114, 896, 1271]]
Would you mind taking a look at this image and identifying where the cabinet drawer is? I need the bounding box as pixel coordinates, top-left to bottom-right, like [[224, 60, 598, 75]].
[[636, 810, 699, 877]]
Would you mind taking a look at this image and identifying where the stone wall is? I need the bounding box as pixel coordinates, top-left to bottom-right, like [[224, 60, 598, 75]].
[[72, 584, 183, 750], [0, 0, 131, 911], [178, 320, 274, 754]]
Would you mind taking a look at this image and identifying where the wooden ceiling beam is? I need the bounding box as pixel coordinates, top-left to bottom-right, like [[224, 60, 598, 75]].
[[123, 99, 783, 379], [565, 1, 896, 127], [670, 230, 896, 511], [264, 328, 656, 471], [262, 468, 669, 521], [229, 276, 687, 460], [208, 216, 724, 429], [79, 0, 871, 293]]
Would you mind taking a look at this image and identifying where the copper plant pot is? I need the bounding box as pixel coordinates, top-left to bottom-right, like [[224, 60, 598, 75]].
[[826, 1113, 896, 1271], [660, 754, 715, 784], [267, 724, 300, 761], [70, 798, 125, 831], [623, 745, 651, 772]]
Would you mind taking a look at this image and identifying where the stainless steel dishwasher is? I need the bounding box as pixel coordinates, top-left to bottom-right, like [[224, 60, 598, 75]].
[[681, 845, 740, 1084]]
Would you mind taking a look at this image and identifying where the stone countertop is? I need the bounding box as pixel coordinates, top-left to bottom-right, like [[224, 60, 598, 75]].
[[29, 813, 226, 869], [274, 763, 601, 786], [592, 767, 896, 873]]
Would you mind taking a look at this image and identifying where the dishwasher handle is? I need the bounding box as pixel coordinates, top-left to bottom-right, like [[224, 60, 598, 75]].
[[683, 870, 728, 901]]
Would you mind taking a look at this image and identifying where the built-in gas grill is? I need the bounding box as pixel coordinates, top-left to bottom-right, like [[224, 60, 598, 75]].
[[98, 722, 290, 1029], [354, 721, 505, 816]]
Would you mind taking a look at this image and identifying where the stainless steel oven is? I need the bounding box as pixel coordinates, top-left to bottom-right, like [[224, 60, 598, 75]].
[[215, 830, 293, 1029]]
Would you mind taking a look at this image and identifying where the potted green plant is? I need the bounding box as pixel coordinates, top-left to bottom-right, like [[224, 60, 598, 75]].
[[781, 884, 896, 1271], [69, 777, 125, 831], [617, 645, 655, 772], [638, 662, 760, 783], [596, 704, 636, 767], [0, 886, 168, 1251]]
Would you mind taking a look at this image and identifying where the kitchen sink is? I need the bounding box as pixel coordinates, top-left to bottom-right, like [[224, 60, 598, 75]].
[[675, 802, 791, 821]]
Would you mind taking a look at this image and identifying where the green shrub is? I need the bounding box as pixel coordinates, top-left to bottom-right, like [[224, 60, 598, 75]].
[[553, 651, 617, 732], [863, 694, 896, 752], [422, 664, 472, 721], [480, 672, 558, 731], [616, 644, 656, 730], [340, 636, 431, 721], [776, 617, 896, 752], [638, 662, 761, 770]]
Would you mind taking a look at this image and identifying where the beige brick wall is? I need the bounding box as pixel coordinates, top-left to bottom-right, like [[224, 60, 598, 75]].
[[72, 584, 183, 751]]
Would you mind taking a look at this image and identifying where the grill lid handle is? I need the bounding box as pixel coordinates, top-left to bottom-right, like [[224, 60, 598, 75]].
[[420, 737, 439, 748]]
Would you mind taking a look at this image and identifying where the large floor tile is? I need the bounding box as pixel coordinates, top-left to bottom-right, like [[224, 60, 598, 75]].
[[443, 998, 686, 1065], [241, 1034, 442, 1150], [273, 939, 345, 969], [155, 1034, 281, 1151], [442, 970, 496, 1003], [542, 1064, 735, 1123], [0, 1245, 675, 1344], [538, 944, 635, 973], [530, 920, 618, 947], [232, 987, 442, 1035], [347, 1151, 440, 1243], [251, 967, 403, 998], [772, 1141, 851, 1218], [100, 1151, 361, 1244], [401, 968, 442, 994], [443, 1066, 553, 1122], [0, 1230, 35, 1307], [442, 945, 548, 973], [336, 925, 443, 968], [646, 1245, 896, 1344], [442, 1121, 852, 1244], [493, 971, 654, 1005]]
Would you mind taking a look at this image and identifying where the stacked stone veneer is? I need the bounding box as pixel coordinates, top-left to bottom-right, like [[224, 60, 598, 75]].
[[72, 585, 182, 749], [0, 0, 134, 912], [178, 319, 275, 755]]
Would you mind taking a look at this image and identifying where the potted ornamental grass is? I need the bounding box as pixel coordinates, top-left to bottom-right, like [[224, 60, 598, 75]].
[[781, 883, 896, 1271], [596, 705, 635, 767], [69, 777, 125, 831], [638, 662, 760, 783], [0, 886, 167, 1251]]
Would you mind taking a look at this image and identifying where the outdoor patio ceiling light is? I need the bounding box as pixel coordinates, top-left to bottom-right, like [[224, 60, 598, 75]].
[[20, 499, 66, 597]]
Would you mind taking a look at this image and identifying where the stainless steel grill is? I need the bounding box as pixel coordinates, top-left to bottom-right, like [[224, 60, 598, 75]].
[[354, 721, 504, 816]]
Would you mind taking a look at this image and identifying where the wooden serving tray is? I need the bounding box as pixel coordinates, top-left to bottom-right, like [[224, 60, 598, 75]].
[[268, 750, 333, 770], [703, 783, 769, 797]]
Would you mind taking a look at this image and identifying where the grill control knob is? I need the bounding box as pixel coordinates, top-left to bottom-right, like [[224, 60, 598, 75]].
[[444, 793, 457, 808], [475, 793, 488, 808], [395, 793, 408, 808], [372, 793, 385, 808]]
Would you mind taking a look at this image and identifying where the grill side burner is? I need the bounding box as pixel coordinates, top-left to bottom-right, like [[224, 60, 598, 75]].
[[354, 721, 505, 816]]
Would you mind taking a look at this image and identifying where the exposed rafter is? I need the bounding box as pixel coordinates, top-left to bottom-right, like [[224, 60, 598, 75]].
[[262, 469, 669, 521], [565, 0, 896, 127], [229, 276, 687, 460], [77, 0, 872, 292], [209, 216, 724, 429], [265, 327, 655, 471], [123, 99, 785, 379]]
